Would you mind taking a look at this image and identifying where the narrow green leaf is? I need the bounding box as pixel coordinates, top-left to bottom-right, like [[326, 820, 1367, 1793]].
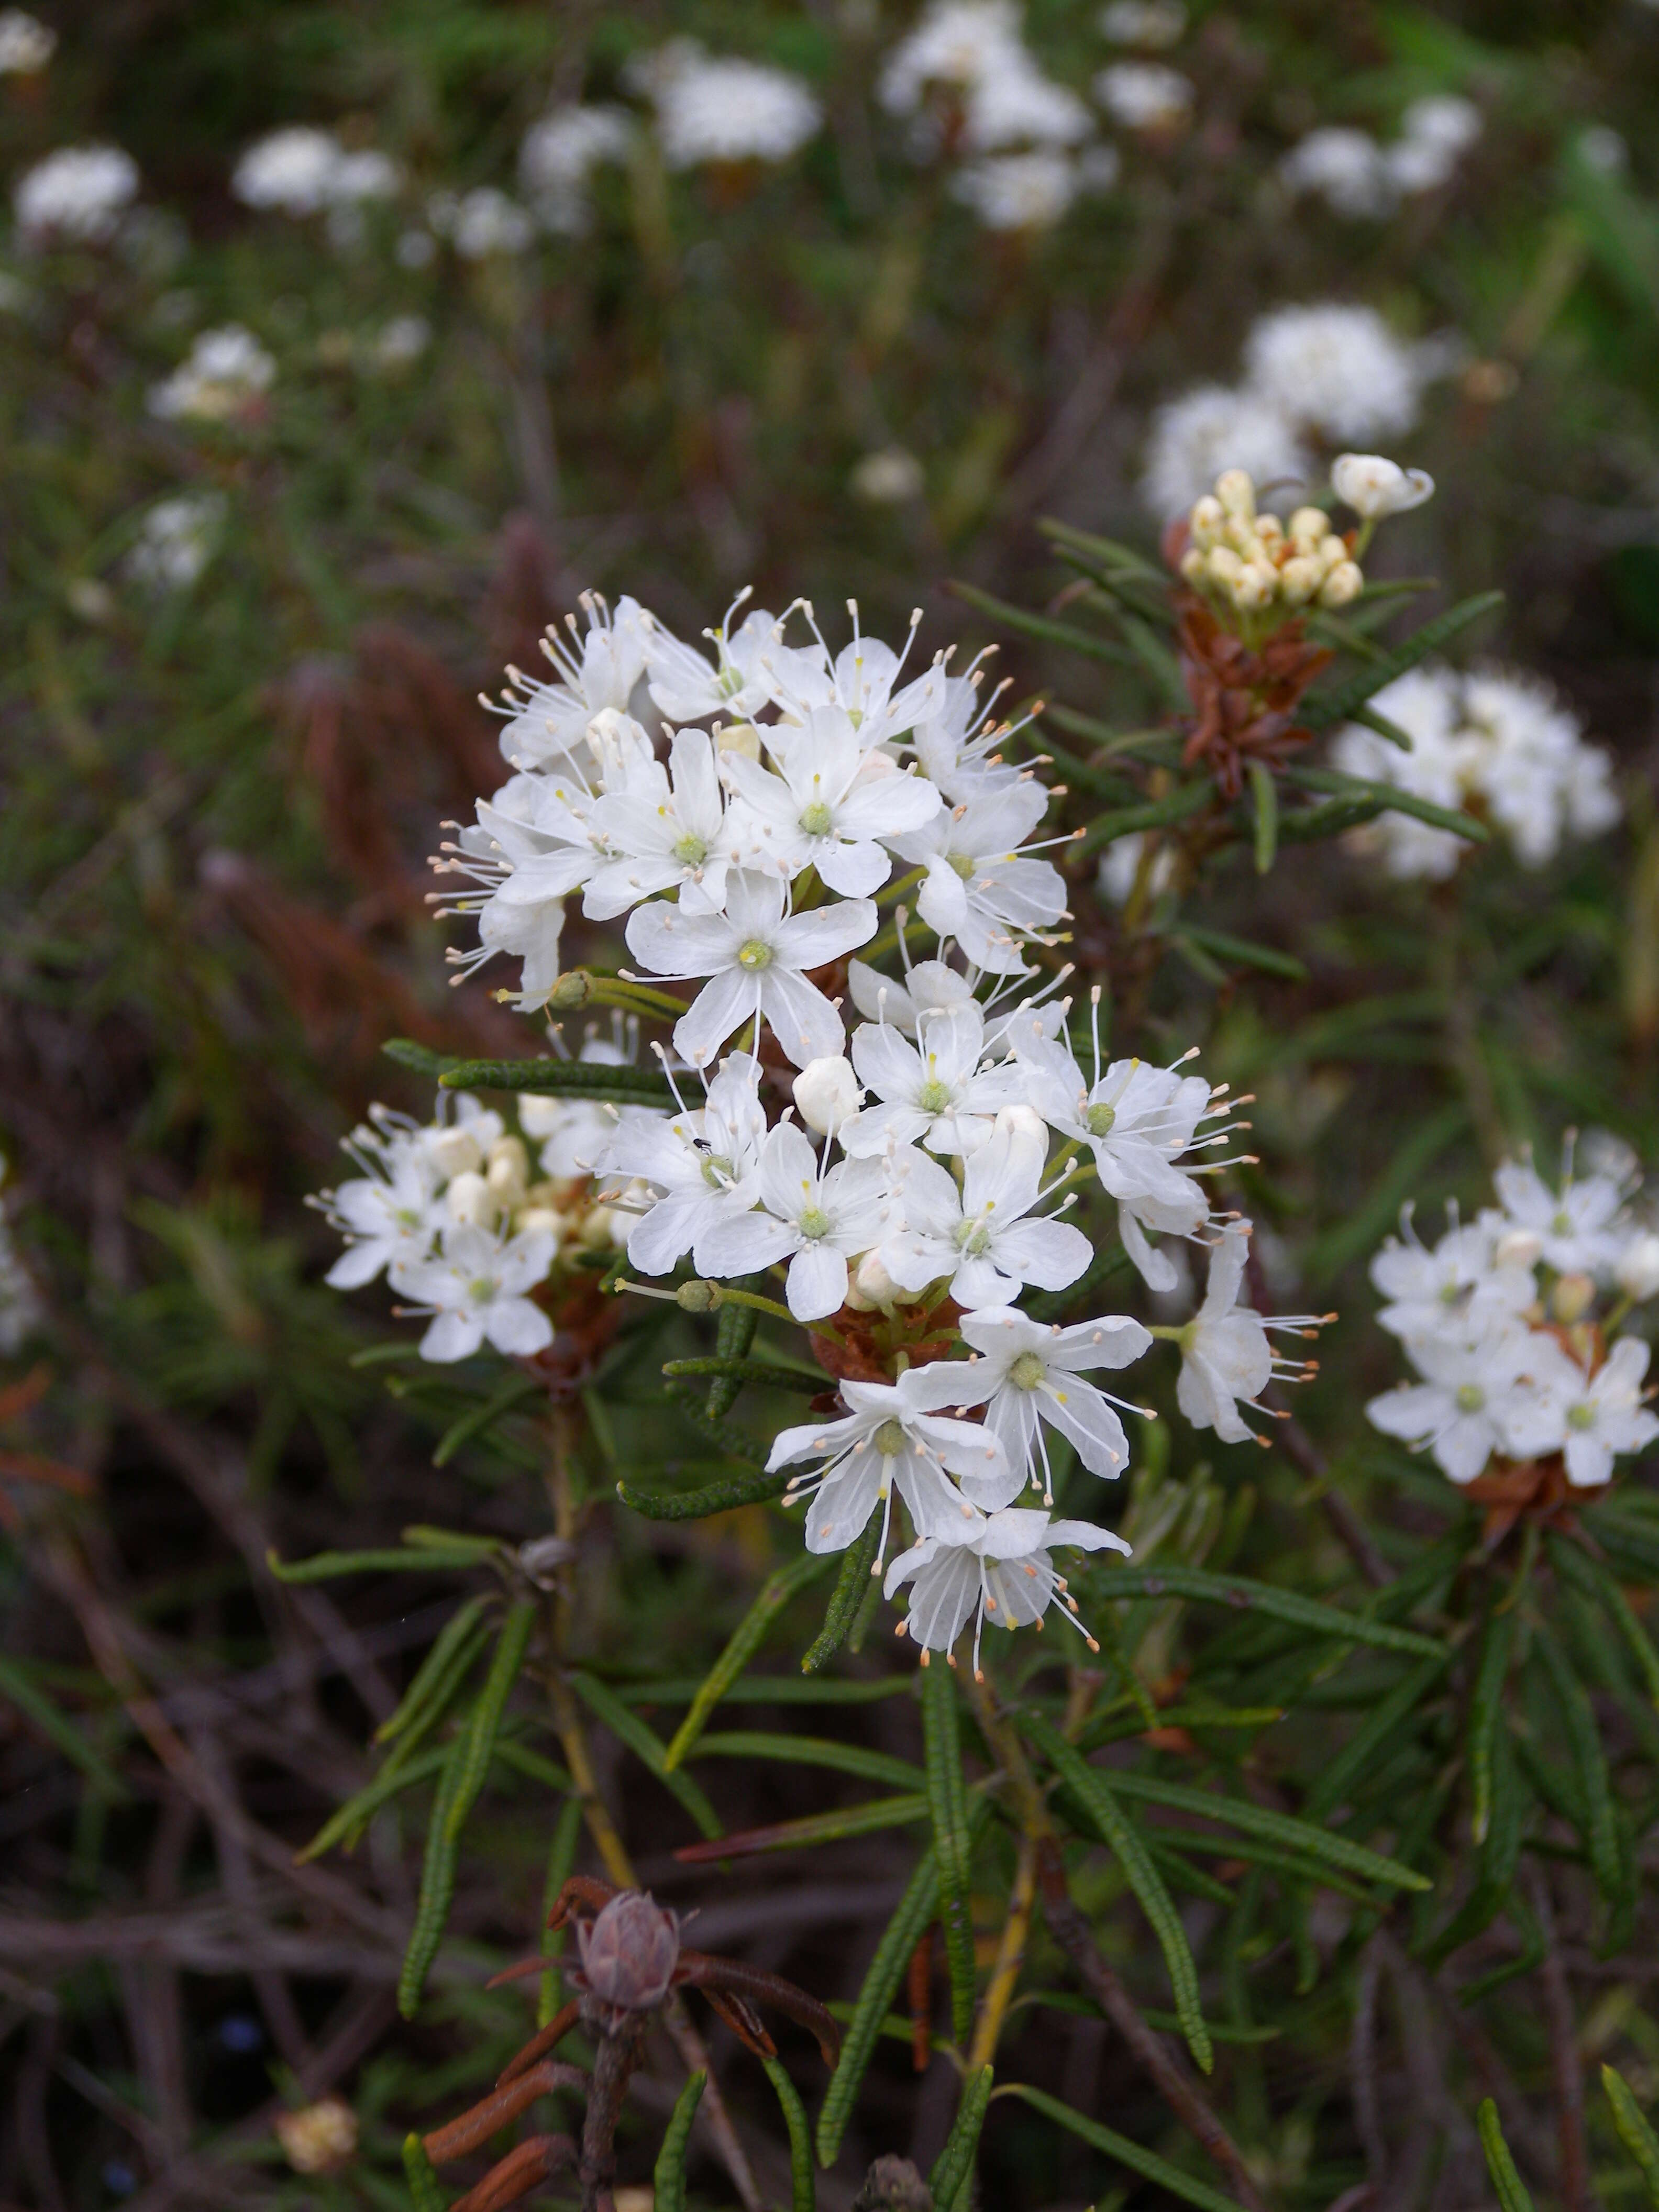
[[1173, 925, 1307, 982], [538, 1794, 585, 2026], [1039, 702, 1181, 760], [922, 1660, 978, 2046], [662, 1380, 773, 1468], [653, 2070, 706, 2212], [1036, 518, 1170, 587], [0, 1655, 126, 1798], [1284, 763, 1488, 842], [662, 1356, 822, 1394], [947, 578, 1140, 670], [432, 1374, 544, 1466], [571, 1671, 723, 1839], [1277, 793, 1386, 844], [437, 1056, 678, 1104], [1303, 1655, 1447, 1824], [267, 1546, 487, 1583], [1477, 2097, 1536, 2212], [383, 1039, 449, 1078], [762, 2055, 816, 2212], [444, 1602, 536, 1845], [1549, 1532, 1659, 1708], [1534, 1624, 1622, 1902], [1003, 2084, 1244, 2212], [1300, 590, 1506, 729], [801, 1509, 884, 1674], [1093, 1564, 1445, 1657], [1021, 726, 1139, 805], [1249, 760, 1277, 875], [678, 1795, 928, 1864], [298, 1740, 452, 1864], [618, 1465, 797, 1520], [930, 2066, 994, 2212], [661, 1551, 833, 1766], [1077, 780, 1214, 857], [691, 1732, 924, 1793], [402, 2132, 446, 2212], [1467, 1604, 1515, 1845], [705, 1279, 762, 1418], [399, 1729, 468, 2018], [1603, 2065, 1659, 2207], [1098, 1769, 1432, 1889], [376, 1598, 490, 1745], [1023, 1712, 1210, 2072], [816, 1848, 941, 2166], [1347, 701, 1414, 749]]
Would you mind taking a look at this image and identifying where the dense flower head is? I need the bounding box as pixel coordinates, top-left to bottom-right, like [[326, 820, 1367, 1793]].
[[148, 326, 275, 423], [1177, 465, 1365, 634], [1333, 662, 1619, 879], [1281, 95, 1481, 219], [232, 127, 400, 217], [314, 581, 1324, 1666], [1366, 1144, 1659, 1496], [0, 9, 54, 74], [629, 40, 821, 169], [519, 104, 634, 234], [126, 491, 227, 592], [14, 144, 139, 245]]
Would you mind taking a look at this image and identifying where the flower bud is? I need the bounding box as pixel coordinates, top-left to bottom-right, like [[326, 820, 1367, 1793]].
[[1188, 494, 1224, 548], [1288, 505, 1329, 549], [677, 1278, 721, 1312], [716, 721, 762, 762], [1222, 514, 1257, 556], [1255, 513, 1284, 547], [1616, 1232, 1659, 1302], [1318, 560, 1364, 608], [1331, 452, 1435, 521], [1179, 547, 1207, 587], [1494, 1228, 1542, 1270], [487, 1134, 529, 1186], [515, 1205, 566, 1237], [548, 969, 593, 1010], [1215, 468, 1255, 518], [578, 1204, 617, 1251], [1279, 554, 1322, 605], [1233, 562, 1277, 611], [1551, 1271, 1596, 1325], [848, 1248, 902, 1311], [430, 1127, 483, 1179], [793, 1054, 860, 1136], [995, 1102, 1047, 1144], [446, 1170, 497, 1227], [1206, 545, 1243, 586], [275, 2098, 357, 2177]]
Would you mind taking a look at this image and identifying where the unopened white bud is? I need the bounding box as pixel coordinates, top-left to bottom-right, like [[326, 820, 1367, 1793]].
[[1319, 560, 1364, 608], [994, 1103, 1047, 1144], [487, 1134, 529, 1185], [516, 1096, 567, 1139], [1288, 506, 1328, 549], [1188, 494, 1224, 548], [1316, 533, 1347, 574], [1255, 513, 1284, 547], [1331, 452, 1435, 521], [578, 1204, 617, 1251], [1617, 1233, 1659, 1303], [849, 1248, 902, 1310], [793, 1054, 860, 1135], [1222, 514, 1257, 556], [430, 1127, 483, 1179], [1233, 562, 1277, 611], [515, 1205, 566, 1238], [1215, 468, 1255, 518], [716, 721, 762, 762], [1279, 555, 1322, 605], [1494, 1228, 1543, 1271], [1179, 547, 1207, 587], [1206, 545, 1243, 586], [446, 1170, 498, 1228], [1551, 1271, 1596, 1325]]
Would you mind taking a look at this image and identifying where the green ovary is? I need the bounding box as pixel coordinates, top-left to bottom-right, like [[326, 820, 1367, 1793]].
[[1086, 1102, 1117, 1137], [798, 1207, 832, 1240], [1567, 1402, 1597, 1431], [701, 1155, 733, 1188], [673, 833, 708, 867], [916, 1078, 954, 1115], [872, 1418, 908, 1458], [1454, 1383, 1485, 1414], [737, 939, 773, 971], [798, 801, 834, 837], [1009, 1351, 1046, 1391], [947, 851, 975, 879]]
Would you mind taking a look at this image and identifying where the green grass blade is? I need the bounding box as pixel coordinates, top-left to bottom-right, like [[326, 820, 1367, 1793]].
[[1534, 1623, 1622, 1901], [929, 2064, 994, 2212], [946, 578, 1140, 669], [1467, 1602, 1515, 1845], [1477, 2097, 1536, 2212], [431, 1373, 544, 1466], [652, 2069, 706, 2212], [1023, 1712, 1211, 2072], [922, 1659, 978, 2047], [677, 1794, 929, 1863], [1284, 763, 1488, 842], [297, 1740, 451, 1864], [267, 1545, 489, 1581], [1077, 780, 1215, 857], [1303, 1654, 1447, 1824], [1003, 2084, 1244, 2212], [1603, 2065, 1659, 2207], [1549, 1532, 1659, 1708], [375, 1597, 490, 1745], [437, 1056, 678, 1105], [762, 2055, 816, 2212], [1173, 924, 1307, 982], [572, 1670, 724, 1839], [662, 1551, 831, 1769], [816, 1847, 940, 2166]]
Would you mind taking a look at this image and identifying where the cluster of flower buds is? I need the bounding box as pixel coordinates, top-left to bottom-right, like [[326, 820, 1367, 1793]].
[[1179, 467, 1362, 635]]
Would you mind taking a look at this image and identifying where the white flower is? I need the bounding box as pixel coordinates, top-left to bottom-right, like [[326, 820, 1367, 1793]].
[[1014, 1030, 1214, 1290], [519, 1031, 655, 1179], [1140, 384, 1310, 520], [1331, 453, 1435, 520], [320, 1149, 441, 1288], [1093, 61, 1192, 129], [1241, 304, 1426, 446], [126, 492, 227, 592], [768, 1366, 1011, 1558], [1460, 668, 1618, 866], [851, 449, 926, 504], [887, 781, 1068, 975], [881, 1113, 1091, 1309], [878, 1, 1026, 113], [600, 1054, 768, 1276], [430, 186, 534, 258], [952, 151, 1079, 231], [1330, 665, 1469, 880], [1099, 1, 1186, 47], [1365, 1324, 1551, 1483], [1398, 93, 1481, 163], [1175, 1222, 1320, 1446], [723, 708, 941, 896], [1489, 1158, 1628, 1278], [0, 10, 53, 73], [961, 62, 1094, 153], [1096, 831, 1173, 906], [1280, 128, 1394, 220], [636, 41, 821, 169], [233, 128, 399, 216], [1507, 1337, 1659, 1489], [626, 870, 877, 1070], [583, 728, 739, 919], [372, 315, 431, 371], [393, 1224, 555, 1362], [149, 326, 275, 422], [1369, 1209, 1535, 1342], [642, 599, 800, 725], [494, 595, 651, 771], [847, 955, 977, 1038], [842, 1002, 1024, 1158], [519, 104, 634, 234], [1616, 1233, 1659, 1304], [954, 1305, 1152, 1495], [15, 145, 139, 245], [886, 1508, 1129, 1673], [793, 1055, 861, 1137], [699, 1123, 890, 1321]]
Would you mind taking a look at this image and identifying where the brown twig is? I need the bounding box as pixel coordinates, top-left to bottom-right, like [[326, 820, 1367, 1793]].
[[1529, 1863, 1592, 2212]]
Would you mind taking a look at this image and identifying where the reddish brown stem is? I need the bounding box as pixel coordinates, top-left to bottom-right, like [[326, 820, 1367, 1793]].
[[450, 2133, 576, 2212], [424, 2061, 589, 2164]]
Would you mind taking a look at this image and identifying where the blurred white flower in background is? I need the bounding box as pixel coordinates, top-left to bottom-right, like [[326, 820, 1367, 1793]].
[[519, 103, 635, 233], [428, 186, 534, 259], [371, 314, 431, 372], [629, 39, 821, 169], [879, 1, 1027, 115], [0, 1158, 40, 1356], [1242, 303, 1426, 444], [851, 448, 925, 503], [1283, 93, 1482, 217], [0, 7, 53, 73], [1098, 0, 1186, 47], [1096, 831, 1174, 906], [14, 145, 139, 245], [127, 491, 227, 592], [1141, 383, 1310, 517], [149, 326, 275, 422], [952, 149, 1078, 229], [1093, 61, 1193, 131], [233, 127, 399, 217]]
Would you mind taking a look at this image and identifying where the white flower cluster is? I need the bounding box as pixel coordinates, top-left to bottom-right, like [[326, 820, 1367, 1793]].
[[1142, 303, 1440, 517], [1178, 466, 1364, 627], [311, 587, 1334, 1671], [626, 39, 822, 171], [427, 186, 536, 260], [149, 326, 276, 423], [1333, 663, 1620, 880], [231, 127, 401, 220], [1366, 1146, 1659, 1490], [1282, 95, 1483, 222], [126, 491, 227, 592], [519, 105, 635, 235], [879, 0, 1122, 232], [0, 1157, 40, 1356], [0, 9, 54, 74], [13, 144, 139, 246]]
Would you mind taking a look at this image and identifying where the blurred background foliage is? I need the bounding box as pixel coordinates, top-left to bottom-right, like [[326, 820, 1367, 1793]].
[[7, 1, 1659, 2207]]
